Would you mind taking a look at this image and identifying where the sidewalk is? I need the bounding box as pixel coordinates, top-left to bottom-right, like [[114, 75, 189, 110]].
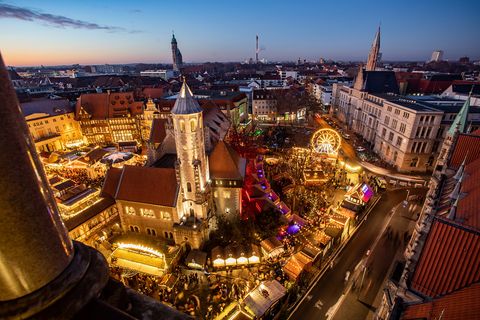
[[360, 161, 429, 184]]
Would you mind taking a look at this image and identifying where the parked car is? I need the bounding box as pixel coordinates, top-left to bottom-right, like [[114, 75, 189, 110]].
[[342, 133, 351, 140], [356, 146, 366, 152]]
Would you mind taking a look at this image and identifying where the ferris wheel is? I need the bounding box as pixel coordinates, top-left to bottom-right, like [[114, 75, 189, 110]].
[[310, 128, 342, 155]]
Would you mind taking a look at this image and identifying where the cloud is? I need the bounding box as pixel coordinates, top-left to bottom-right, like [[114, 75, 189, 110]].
[[130, 9, 142, 14], [0, 3, 141, 33]]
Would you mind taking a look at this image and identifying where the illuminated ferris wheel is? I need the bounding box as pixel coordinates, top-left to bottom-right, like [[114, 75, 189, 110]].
[[311, 128, 342, 155]]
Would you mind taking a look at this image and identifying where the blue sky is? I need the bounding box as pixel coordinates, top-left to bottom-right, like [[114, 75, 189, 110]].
[[1, 0, 479, 66]]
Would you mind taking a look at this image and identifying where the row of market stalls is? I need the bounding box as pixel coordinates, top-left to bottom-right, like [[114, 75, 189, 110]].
[[211, 244, 261, 269], [48, 175, 101, 218], [45, 147, 145, 179], [338, 182, 375, 220]]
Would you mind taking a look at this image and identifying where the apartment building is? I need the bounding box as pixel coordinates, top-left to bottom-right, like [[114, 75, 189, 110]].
[[22, 97, 83, 153]]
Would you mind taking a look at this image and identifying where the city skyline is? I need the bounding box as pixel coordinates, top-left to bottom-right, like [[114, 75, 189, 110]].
[[1, 0, 480, 66]]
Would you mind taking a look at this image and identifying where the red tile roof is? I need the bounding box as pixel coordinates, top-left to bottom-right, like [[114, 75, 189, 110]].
[[449, 131, 480, 169], [402, 283, 480, 320], [149, 118, 167, 144], [209, 140, 246, 180], [411, 219, 480, 298], [105, 165, 178, 207], [100, 167, 122, 199], [142, 87, 164, 99], [76, 92, 143, 120], [456, 157, 480, 229]]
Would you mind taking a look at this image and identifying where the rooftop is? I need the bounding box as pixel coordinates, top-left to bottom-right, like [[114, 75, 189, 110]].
[[21, 98, 73, 118], [102, 165, 179, 207]]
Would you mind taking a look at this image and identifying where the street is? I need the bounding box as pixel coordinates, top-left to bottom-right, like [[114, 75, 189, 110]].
[[288, 188, 425, 320]]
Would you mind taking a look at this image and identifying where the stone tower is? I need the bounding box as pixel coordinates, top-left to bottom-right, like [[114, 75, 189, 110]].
[[366, 26, 381, 71], [171, 33, 183, 72], [141, 97, 158, 141], [171, 80, 210, 222]]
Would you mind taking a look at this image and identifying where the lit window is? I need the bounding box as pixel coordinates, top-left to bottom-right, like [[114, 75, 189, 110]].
[[125, 206, 136, 215], [140, 208, 155, 218], [180, 120, 185, 133], [223, 190, 231, 199], [162, 211, 171, 220], [190, 119, 197, 132]]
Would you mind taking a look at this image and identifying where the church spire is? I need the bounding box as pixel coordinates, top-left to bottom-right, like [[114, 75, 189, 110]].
[[366, 26, 381, 71], [171, 80, 202, 115], [354, 63, 365, 91], [447, 95, 471, 137], [450, 171, 464, 201], [454, 156, 467, 180], [447, 197, 459, 220]]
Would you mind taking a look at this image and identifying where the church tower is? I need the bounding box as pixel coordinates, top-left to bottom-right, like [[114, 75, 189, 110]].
[[366, 26, 381, 71], [171, 33, 183, 72], [171, 80, 210, 222], [435, 95, 471, 171], [141, 98, 158, 141]]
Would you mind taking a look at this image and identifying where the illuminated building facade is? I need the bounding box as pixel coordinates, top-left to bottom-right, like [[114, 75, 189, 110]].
[[101, 165, 184, 243], [75, 91, 143, 144], [209, 140, 246, 217], [22, 98, 83, 152]]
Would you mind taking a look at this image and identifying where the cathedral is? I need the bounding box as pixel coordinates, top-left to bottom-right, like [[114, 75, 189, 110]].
[[171, 33, 183, 71], [102, 81, 246, 249]]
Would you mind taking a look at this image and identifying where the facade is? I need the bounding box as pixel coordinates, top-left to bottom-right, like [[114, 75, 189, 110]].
[[338, 91, 480, 172], [171, 34, 183, 71], [209, 140, 247, 218], [102, 166, 184, 243], [430, 50, 444, 62], [278, 70, 298, 81], [252, 89, 277, 121], [372, 96, 444, 172], [75, 91, 144, 144], [22, 98, 83, 152], [140, 69, 175, 80], [312, 82, 334, 106]]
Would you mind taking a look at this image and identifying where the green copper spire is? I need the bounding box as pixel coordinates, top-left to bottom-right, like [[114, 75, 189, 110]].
[[447, 96, 470, 137]]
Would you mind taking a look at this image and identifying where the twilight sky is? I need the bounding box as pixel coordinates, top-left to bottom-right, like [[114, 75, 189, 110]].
[[1, 0, 479, 66]]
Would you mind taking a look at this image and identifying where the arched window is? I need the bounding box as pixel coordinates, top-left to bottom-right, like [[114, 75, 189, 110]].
[[187, 182, 192, 192], [179, 120, 185, 133], [190, 119, 197, 132]]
